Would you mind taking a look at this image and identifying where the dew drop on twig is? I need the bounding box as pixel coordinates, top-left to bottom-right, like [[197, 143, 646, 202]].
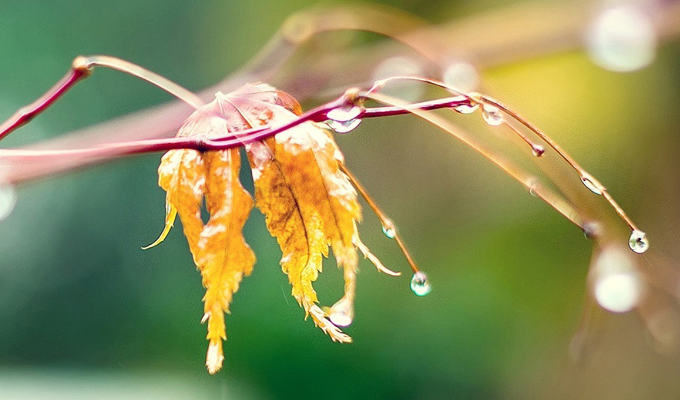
[[327, 105, 363, 123], [580, 174, 604, 195], [327, 118, 362, 134], [532, 145, 545, 157], [525, 177, 539, 197], [410, 271, 432, 296], [0, 182, 17, 221], [327, 105, 363, 134], [481, 104, 503, 126], [381, 219, 396, 239], [451, 102, 479, 115], [629, 229, 649, 254]]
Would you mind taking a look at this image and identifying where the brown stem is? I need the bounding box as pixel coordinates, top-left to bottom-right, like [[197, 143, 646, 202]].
[[1, 94, 474, 182], [0, 67, 90, 142], [0, 56, 203, 144]]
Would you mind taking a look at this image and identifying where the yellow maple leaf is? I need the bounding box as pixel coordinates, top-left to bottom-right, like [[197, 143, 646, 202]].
[[246, 122, 360, 341], [149, 83, 392, 372], [149, 97, 256, 374]]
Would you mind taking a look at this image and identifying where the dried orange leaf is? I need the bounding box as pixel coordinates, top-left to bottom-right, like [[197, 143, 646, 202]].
[[246, 111, 361, 341], [153, 97, 256, 374], [199, 148, 255, 374], [151, 83, 392, 372]]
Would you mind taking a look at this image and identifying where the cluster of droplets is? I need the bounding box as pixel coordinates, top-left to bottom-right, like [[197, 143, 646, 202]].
[[326, 105, 363, 134], [578, 172, 650, 254]]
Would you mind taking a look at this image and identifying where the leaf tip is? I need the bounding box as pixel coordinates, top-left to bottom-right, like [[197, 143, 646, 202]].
[[142, 204, 178, 250], [206, 340, 224, 375]]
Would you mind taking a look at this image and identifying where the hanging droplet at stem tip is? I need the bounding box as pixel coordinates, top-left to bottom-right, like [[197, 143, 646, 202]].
[[629, 229, 649, 254], [411, 271, 432, 296]]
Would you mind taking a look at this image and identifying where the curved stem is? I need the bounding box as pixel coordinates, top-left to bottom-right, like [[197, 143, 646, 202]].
[[0, 56, 203, 143]]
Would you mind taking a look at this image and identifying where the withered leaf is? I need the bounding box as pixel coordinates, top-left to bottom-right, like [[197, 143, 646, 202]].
[[150, 83, 389, 373], [150, 97, 256, 374]]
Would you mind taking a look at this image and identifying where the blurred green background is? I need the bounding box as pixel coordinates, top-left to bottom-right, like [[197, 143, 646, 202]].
[[1, 0, 679, 399]]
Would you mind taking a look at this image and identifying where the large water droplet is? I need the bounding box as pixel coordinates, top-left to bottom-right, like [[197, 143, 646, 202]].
[[481, 104, 503, 126], [629, 230, 649, 254], [451, 102, 479, 115], [327, 105, 363, 122], [410, 271, 432, 296], [593, 246, 644, 313], [580, 174, 603, 195], [329, 298, 353, 327], [0, 182, 17, 221], [381, 219, 396, 239], [327, 118, 362, 134], [587, 5, 657, 72]]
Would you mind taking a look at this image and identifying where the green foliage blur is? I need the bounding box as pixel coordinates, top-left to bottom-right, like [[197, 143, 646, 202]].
[[1, 0, 679, 399]]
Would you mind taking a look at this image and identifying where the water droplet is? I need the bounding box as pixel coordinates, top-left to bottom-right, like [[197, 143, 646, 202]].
[[629, 230, 649, 254], [451, 102, 479, 115], [327, 118, 362, 134], [0, 182, 17, 221], [381, 219, 396, 239], [532, 145, 545, 157], [580, 174, 603, 195], [329, 299, 353, 327], [327, 105, 363, 122], [525, 177, 539, 197], [410, 271, 432, 296], [593, 246, 644, 313], [482, 104, 503, 126], [587, 5, 656, 72]]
